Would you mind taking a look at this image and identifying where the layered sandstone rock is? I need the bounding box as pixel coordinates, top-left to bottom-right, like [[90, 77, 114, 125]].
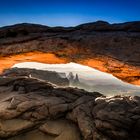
[[0, 21, 140, 85], [0, 77, 140, 140]]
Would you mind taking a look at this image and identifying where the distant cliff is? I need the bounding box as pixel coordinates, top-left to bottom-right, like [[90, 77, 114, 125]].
[[67, 72, 80, 86], [1, 67, 69, 86]]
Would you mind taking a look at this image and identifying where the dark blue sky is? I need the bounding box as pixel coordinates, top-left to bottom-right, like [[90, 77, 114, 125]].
[[0, 0, 140, 27]]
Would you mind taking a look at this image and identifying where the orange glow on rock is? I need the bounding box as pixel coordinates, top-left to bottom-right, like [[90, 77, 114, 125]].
[[78, 58, 140, 85], [0, 51, 69, 73], [0, 51, 140, 85]]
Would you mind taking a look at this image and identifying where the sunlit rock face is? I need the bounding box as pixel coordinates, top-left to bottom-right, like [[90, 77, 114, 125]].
[[0, 21, 140, 85]]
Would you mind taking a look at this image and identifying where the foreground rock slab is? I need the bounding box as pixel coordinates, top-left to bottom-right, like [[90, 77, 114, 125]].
[[0, 77, 140, 140]]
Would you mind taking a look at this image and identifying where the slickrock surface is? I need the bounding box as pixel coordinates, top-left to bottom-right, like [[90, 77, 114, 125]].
[[0, 77, 140, 140], [0, 21, 140, 85]]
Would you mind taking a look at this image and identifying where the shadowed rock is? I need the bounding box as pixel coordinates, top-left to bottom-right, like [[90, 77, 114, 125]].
[[0, 77, 140, 139], [2, 67, 69, 86]]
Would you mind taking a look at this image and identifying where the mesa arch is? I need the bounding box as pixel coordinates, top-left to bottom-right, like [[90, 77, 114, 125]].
[[0, 21, 140, 85]]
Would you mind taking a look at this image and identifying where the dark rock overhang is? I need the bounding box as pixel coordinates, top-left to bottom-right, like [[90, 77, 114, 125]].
[[0, 21, 140, 85]]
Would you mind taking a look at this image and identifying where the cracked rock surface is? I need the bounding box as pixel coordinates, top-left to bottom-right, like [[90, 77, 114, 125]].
[[0, 77, 140, 140]]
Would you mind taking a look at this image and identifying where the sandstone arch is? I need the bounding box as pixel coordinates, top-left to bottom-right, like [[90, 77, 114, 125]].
[[0, 21, 140, 85]]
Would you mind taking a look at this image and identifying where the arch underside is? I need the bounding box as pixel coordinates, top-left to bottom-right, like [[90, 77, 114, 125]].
[[0, 50, 140, 85]]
